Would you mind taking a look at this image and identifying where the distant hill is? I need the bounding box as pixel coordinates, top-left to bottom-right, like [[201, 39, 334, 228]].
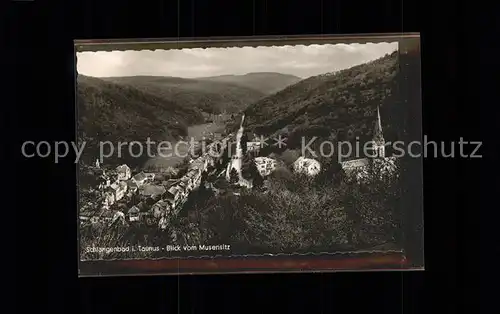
[[77, 75, 204, 167], [198, 72, 302, 95], [238, 52, 406, 153], [100, 76, 267, 114]]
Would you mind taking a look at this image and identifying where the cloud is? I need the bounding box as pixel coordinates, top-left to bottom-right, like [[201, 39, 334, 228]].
[[77, 42, 398, 79]]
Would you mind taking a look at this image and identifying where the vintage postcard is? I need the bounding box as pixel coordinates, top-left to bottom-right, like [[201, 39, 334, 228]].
[[76, 34, 424, 276]]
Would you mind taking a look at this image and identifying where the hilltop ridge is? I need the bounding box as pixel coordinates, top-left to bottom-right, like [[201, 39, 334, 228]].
[[197, 72, 302, 95]]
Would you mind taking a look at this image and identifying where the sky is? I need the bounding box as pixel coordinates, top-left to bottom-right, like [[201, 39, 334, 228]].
[[77, 42, 398, 79]]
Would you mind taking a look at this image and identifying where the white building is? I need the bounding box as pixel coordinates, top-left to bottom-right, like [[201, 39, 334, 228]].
[[140, 184, 166, 198], [247, 141, 262, 154], [165, 186, 183, 208], [293, 156, 321, 176], [151, 200, 170, 219], [132, 172, 149, 187]]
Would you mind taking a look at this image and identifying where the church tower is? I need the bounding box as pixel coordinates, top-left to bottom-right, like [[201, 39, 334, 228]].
[[372, 106, 385, 158]]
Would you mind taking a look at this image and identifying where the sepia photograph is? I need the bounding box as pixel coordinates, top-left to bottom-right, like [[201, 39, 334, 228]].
[[76, 35, 423, 273]]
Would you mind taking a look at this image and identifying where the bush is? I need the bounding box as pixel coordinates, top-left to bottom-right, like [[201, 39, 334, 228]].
[[224, 177, 351, 253]]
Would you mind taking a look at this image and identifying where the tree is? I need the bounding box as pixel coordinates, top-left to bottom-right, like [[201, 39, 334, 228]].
[[340, 165, 401, 247], [281, 149, 301, 166], [253, 173, 264, 189]]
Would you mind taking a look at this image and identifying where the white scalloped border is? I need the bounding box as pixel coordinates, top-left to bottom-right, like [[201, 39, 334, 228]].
[[80, 248, 405, 262], [75, 43, 402, 54]]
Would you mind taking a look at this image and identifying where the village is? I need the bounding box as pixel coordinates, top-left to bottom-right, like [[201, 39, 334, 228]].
[[78, 112, 287, 231]]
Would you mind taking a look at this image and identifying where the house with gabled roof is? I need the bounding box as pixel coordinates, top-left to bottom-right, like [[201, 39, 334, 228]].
[[127, 180, 139, 193]]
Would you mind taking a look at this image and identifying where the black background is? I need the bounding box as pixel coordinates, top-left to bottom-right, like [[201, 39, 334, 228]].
[[8, 0, 483, 313]]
